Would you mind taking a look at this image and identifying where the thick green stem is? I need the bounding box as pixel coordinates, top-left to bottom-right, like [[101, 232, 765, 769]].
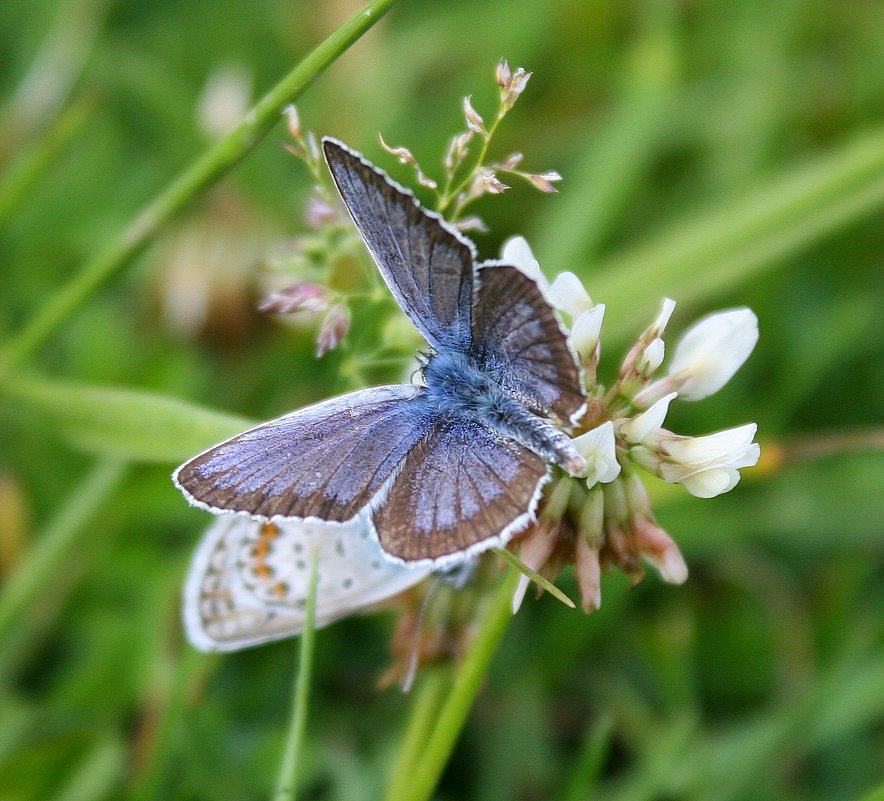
[[0, 0, 402, 370], [384, 667, 453, 801], [273, 548, 320, 801], [386, 570, 520, 801]]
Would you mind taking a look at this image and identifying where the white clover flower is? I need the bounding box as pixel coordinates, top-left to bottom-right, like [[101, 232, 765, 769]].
[[620, 391, 677, 444], [500, 237, 593, 321], [547, 272, 592, 319], [571, 421, 621, 488], [634, 423, 761, 498], [505, 266, 759, 614], [637, 336, 665, 375], [571, 304, 605, 362], [501, 236, 550, 293], [651, 298, 677, 337], [668, 307, 758, 400]]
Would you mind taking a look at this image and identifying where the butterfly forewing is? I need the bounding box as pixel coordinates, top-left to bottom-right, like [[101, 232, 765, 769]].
[[323, 138, 474, 351], [174, 385, 432, 521], [373, 418, 549, 564], [183, 515, 431, 651], [471, 264, 585, 422]]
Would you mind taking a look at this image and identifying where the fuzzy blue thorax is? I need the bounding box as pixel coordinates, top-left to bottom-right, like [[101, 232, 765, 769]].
[[421, 349, 585, 475]]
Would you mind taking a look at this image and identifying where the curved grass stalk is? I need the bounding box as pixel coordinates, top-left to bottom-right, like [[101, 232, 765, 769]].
[[0, 457, 127, 645], [385, 570, 520, 801], [273, 547, 320, 801], [0, 0, 402, 371]]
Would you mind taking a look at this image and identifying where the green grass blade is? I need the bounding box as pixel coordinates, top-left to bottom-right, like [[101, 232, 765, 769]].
[[385, 667, 452, 801], [495, 547, 576, 609], [0, 96, 94, 225], [589, 125, 884, 340], [0, 457, 127, 643], [0, 372, 253, 462], [386, 571, 520, 801], [855, 781, 884, 801], [50, 737, 125, 801], [0, 0, 402, 370], [273, 546, 320, 801]]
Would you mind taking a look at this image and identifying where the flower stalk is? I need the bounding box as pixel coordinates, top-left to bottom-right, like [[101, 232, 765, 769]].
[[0, 0, 403, 371]]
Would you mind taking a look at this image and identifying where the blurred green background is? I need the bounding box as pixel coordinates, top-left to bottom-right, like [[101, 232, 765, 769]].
[[0, 0, 882, 799]]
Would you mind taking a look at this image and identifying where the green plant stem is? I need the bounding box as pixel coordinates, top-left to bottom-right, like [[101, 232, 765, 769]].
[[51, 737, 125, 801], [559, 715, 614, 801], [384, 667, 453, 801], [273, 548, 320, 801], [0, 0, 402, 371], [0, 457, 127, 643], [855, 781, 884, 801], [0, 96, 94, 226], [386, 570, 520, 801]]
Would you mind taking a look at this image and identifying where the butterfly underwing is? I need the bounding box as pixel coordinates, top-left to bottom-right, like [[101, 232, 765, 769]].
[[174, 138, 586, 567], [183, 514, 431, 651]]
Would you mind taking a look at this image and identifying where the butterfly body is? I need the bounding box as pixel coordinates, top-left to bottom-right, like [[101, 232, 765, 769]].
[[174, 138, 587, 567], [421, 348, 584, 474]]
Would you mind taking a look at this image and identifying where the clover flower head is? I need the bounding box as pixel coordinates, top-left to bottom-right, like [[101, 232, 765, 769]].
[[506, 240, 760, 613]]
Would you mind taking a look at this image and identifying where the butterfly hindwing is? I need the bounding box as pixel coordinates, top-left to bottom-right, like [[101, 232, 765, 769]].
[[373, 417, 549, 565], [323, 137, 475, 351], [183, 515, 430, 651], [470, 264, 584, 423], [174, 385, 432, 521]]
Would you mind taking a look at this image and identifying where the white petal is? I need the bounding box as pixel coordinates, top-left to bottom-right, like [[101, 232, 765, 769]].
[[571, 304, 605, 360], [629, 444, 660, 474], [678, 467, 741, 498], [639, 337, 665, 374], [547, 272, 592, 318], [501, 235, 551, 293], [571, 421, 621, 487], [621, 392, 677, 444], [663, 423, 758, 469], [502, 236, 540, 277], [652, 298, 677, 335], [669, 307, 758, 400]]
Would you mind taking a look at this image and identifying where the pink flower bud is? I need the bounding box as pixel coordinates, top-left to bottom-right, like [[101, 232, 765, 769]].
[[305, 197, 337, 228], [258, 283, 328, 315], [454, 215, 488, 233], [631, 517, 688, 584], [379, 135, 438, 189], [496, 59, 512, 90], [283, 104, 301, 139], [316, 304, 350, 356], [575, 536, 602, 612], [527, 171, 562, 193], [462, 95, 486, 134]]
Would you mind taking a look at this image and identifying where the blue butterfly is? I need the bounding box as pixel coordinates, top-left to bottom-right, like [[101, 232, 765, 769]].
[[174, 138, 587, 567]]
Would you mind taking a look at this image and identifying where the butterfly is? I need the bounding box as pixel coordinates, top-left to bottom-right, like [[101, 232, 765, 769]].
[[173, 137, 586, 567], [183, 514, 431, 651]]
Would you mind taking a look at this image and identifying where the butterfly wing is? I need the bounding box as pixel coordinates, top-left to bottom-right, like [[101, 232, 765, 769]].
[[183, 515, 431, 651], [373, 417, 549, 565], [174, 385, 433, 521], [323, 137, 475, 351], [470, 263, 585, 423]]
